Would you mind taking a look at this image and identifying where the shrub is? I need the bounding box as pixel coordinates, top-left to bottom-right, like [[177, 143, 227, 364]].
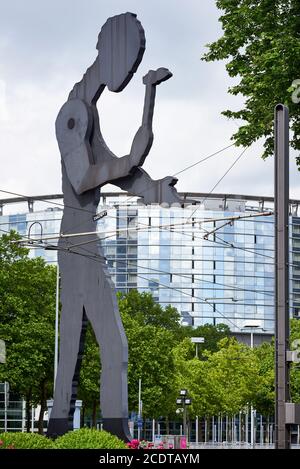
[[0, 432, 55, 449], [54, 428, 127, 449]]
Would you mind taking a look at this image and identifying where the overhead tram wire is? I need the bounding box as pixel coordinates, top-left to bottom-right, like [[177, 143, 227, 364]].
[[3, 204, 279, 280], [56, 236, 273, 314], [0, 143, 235, 216], [186, 146, 249, 222], [60, 238, 275, 298], [0, 142, 235, 235], [0, 223, 248, 331], [12, 224, 275, 300], [1, 197, 298, 304], [3, 213, 277, 263], [2, 211, 298, 302], [112, 143, 236, 207], [12, 209, 274, 258], [1, 225, 280, 329], [52, 239, 244, 331]]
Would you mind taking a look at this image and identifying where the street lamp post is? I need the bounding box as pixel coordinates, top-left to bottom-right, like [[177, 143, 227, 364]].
[[242, 320, 263, 448], [176, 389, 192, 440], [138, 378, 142, 441]]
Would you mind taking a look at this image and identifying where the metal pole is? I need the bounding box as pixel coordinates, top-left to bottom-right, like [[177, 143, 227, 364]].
[[22, 399, 26, 432], [54, 264, 60, 391], [246, 409, 249, 444], [232, 416, 235, 443], [138, 378, 142, 440], [250, 332, 255, 448], [195, 416, 199, 445], [226, 415, 228, 443], [183, 403, 187, 437], [31, 406, 34, 433], [4, 381, 7, 432], [274, 103, 290, 449]]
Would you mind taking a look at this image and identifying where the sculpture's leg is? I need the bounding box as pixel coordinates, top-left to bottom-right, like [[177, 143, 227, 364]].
[[47, 301, 87, 438], [85, 268, 131, 442]]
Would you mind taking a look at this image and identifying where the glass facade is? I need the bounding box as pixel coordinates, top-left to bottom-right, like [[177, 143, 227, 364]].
[[1, 192, 300, 334]]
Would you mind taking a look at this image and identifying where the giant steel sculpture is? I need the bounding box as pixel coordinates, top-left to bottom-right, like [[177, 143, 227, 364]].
[[47, 12, 181, 441]]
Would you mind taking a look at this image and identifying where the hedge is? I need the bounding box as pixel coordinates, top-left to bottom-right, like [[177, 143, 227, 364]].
[[0, 429, 127, 449], [0, 432, 55, 449], [54, 428, 127, 449]]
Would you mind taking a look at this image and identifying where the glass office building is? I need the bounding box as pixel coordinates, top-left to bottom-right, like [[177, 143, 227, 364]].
[[1, 192, 300, 334]]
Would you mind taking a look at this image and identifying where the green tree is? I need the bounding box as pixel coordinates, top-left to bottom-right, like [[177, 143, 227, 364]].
[[79, 290, 180, 424], [122, 310, 177, 419], [0, 232, 56, 433], [183, 323, 231, 357], [174, 337, 264, 418], [118, 290, 184, 339], [173, 338, 213, 417], [78, 325, 101, 428], [253, 341, 274, 415], [290, 318, 300, 403], [203, 0, 300, 164]]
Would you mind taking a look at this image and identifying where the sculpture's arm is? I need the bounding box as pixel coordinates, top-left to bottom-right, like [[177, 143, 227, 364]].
[[127, 67, 172, 168], [81, 68, 173, 190], [55, 69, 172, 195], [112, 167, 183, 206]]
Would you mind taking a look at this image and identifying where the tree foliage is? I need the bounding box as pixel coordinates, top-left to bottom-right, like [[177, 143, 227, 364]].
[[174, 337, 263, 417], [203, 0, 300, 164], [0, 231, 56, 432], [122, 311, 177, 418], [183, 323, 231, 358], [118, 290, 183, 339], [78, 325, 101, 426]]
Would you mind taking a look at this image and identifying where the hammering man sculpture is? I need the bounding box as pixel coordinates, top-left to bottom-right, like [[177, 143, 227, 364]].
[[47, 12, 181, 440]]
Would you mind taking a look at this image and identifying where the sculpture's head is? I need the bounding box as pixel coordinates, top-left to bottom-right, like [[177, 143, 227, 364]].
[[97, 12, 145, 92]]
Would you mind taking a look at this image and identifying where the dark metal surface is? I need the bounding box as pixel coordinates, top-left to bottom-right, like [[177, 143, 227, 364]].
[[274, 104, 290, 449], [47, 12, 181, 441]]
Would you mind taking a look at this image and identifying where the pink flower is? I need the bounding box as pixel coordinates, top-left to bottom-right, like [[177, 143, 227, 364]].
[[0, 440, 3, 446], [127, 439, 140, 449]]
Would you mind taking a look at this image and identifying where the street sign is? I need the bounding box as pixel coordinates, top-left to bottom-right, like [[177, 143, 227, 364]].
[[191, 337, 205, 343], [93, 210, 107, 222], [0, 340, 6, 364]]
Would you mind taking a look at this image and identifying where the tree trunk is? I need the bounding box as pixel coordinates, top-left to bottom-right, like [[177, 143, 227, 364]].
[[26, 389, 32, 433], [199, 418, 203, 442], [92, 400, 97, 428], [166, 416, 170, 435], [37, 380, 47, 434]]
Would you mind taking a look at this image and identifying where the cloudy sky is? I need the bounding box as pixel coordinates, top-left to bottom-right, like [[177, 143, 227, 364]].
[[0, 0, 299, 209]]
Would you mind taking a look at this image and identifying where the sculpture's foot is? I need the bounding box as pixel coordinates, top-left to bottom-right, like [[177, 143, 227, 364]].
[[102, 418, 132, 442], [47, 418, 70, 439]]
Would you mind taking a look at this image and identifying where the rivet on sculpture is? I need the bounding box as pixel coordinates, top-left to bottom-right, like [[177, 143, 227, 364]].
[[47, 12, 182, 441]]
